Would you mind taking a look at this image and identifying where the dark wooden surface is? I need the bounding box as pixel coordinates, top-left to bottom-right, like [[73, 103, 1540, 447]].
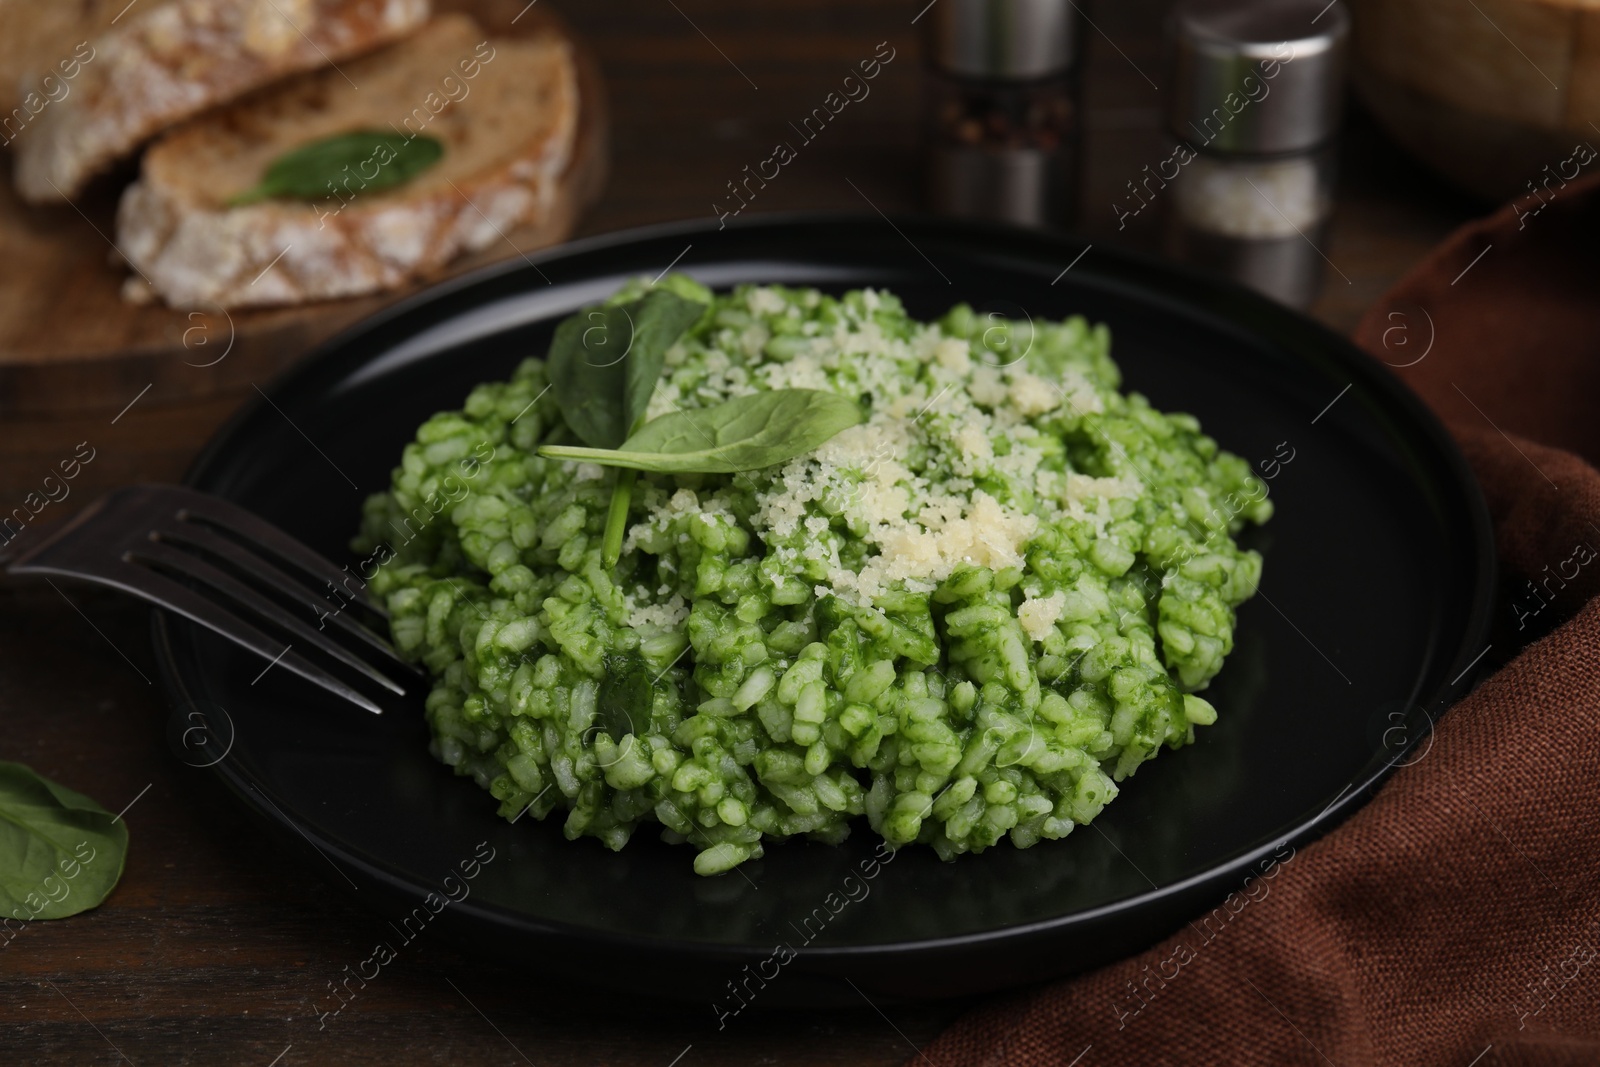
[[0, 1, 1486, 1064]]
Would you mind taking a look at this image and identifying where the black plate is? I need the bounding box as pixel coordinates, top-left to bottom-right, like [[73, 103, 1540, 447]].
[[154, 215, 1494, 1006]]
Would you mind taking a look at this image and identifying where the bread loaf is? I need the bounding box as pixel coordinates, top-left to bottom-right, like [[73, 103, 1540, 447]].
[[12, 0, 430, 203], [115, 14, 578, 309]]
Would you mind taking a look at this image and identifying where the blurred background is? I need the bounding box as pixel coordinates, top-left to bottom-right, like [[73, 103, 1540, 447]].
[[10, 0, 1587, 505]]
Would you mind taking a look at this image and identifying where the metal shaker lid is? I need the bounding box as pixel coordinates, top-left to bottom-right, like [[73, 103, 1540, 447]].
[[925, 0, 1077, 80], [1167, 0, 1349, 154]]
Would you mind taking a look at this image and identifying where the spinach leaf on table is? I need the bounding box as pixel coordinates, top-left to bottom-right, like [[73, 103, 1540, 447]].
[[0, 761, 128, 921]]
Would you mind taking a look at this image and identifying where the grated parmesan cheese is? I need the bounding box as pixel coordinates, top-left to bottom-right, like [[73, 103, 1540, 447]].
[[858, 491, 1039, 602], [969, 365, 1009, 407], [1008, 372, 1063, 417], [746, 287, 787, 316], [1017, 591, 1067, 641], [626, 286, 1133, 608], [934, 337, 973, 374], [628, 594, 689, 630], [1064, 473, 1141, 502]]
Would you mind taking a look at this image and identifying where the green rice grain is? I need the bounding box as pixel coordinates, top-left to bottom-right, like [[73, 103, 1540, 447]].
[[355, 277, 1270, 874]]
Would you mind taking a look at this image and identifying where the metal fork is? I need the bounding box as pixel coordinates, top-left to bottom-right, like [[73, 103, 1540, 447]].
[[2, 485, 417, 715]]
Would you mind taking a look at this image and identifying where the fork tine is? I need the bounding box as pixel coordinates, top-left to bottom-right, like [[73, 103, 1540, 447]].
[[81, 562, 384, 715], [129, 539, 406, 697], [155, 521, 417, 676], [151, 580, 387, 715], [166, 488, 383, 615]]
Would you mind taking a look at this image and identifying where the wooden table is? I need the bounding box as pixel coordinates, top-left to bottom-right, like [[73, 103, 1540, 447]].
[[0, 1, 1485, 1063]]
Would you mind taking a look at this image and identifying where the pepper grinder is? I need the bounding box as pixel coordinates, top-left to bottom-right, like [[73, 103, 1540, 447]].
[[1163, 0, 1349, 308], [924, 0, 1080, 228]]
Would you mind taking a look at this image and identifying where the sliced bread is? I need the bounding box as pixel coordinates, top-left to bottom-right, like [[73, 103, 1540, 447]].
[[116, 14, 577, 309], [0, 0, 135, 106], [12, 0, 431, 203]]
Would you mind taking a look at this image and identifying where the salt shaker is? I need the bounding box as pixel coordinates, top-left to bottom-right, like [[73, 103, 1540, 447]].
[[924, 0, 1080, 228], [1162, 0, 1349, 308]]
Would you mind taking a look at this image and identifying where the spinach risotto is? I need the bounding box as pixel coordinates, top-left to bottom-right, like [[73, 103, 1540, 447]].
[[354, 277, 1270, 875]]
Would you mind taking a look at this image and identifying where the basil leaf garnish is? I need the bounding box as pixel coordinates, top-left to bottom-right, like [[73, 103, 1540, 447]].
[[0, 761, 128, 921], [545, 288, 706, 567], [601, 469, 638, 570], [540, 389, 864, 473], [596, 651, 653, 740], [548, 290, 708, 450], [228, 131, 444, 206]]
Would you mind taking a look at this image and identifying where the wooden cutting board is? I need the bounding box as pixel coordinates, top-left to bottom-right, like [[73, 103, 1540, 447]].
[[0, 0, 607, 421]]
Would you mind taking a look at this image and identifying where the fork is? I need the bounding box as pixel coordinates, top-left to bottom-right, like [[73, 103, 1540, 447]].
[[1, 485, 417, 715]]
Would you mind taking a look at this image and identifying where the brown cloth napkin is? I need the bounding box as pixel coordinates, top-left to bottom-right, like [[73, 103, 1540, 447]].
[[920, 173, 1600, 1066]]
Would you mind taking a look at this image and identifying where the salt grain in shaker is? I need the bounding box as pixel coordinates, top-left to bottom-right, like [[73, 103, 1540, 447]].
[[924, 0, 1079, 228], [1163, 0, 1348, 307]]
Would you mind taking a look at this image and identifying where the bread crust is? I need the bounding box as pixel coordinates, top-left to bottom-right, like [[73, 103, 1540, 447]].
[[13, 0, 430, 203], [115, 31, 578, 309]]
